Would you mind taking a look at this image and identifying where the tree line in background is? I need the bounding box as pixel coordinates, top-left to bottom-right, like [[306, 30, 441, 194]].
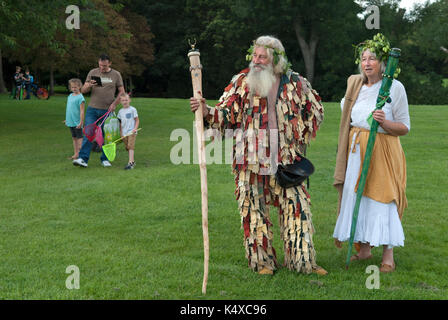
[[0, 0, 447, 104], [0, 0, 154, 96]]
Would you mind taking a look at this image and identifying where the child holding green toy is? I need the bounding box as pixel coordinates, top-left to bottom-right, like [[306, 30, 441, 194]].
[[117, 93, 139, 170]]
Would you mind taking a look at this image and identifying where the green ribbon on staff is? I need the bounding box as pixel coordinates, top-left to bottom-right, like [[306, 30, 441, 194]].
[[345, 48, 401, 269]]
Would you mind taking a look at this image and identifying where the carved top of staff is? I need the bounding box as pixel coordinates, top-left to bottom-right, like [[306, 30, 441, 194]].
[[188, 38, 199, 53], [188, 38, 201, 70]]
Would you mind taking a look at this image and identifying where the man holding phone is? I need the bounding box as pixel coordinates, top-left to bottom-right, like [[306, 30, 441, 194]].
[[73, 53, 125, 168]]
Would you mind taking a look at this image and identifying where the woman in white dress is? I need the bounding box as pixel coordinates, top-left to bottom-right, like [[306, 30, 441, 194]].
[[333, 34, 410, 273]]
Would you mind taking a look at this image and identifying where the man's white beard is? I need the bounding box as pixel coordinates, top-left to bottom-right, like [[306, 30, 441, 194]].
[[247, 62, 276, 98]]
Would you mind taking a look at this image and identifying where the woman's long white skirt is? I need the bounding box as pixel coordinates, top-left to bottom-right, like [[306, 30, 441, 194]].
[[333, 134, 405, 248]]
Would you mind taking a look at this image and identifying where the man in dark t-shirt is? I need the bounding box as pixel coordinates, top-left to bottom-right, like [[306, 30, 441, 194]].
[[73, 54, 125, 168]]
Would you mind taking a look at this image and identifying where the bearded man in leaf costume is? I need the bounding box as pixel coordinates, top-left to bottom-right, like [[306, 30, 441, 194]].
[[190, 35, 327, 275]]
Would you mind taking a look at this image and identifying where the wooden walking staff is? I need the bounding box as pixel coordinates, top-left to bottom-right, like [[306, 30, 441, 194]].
[[187, 39, 209, 294], [345, 48, 401, 269]]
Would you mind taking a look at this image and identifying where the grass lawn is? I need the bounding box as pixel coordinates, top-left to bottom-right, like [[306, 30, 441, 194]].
[[0, 93, 447, 300]]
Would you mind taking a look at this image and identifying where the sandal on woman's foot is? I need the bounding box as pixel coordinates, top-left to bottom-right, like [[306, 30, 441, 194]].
[[334, 239, 343, 248], [350, 254, 373, 261], [380, 263, 395, 273]]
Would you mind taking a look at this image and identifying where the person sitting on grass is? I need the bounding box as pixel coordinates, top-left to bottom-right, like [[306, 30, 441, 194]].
[[64, 78, 85, 160], [117, 93, 139, 170]]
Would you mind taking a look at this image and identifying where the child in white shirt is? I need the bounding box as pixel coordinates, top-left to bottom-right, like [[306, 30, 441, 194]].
[[117, 93, 139, 169]]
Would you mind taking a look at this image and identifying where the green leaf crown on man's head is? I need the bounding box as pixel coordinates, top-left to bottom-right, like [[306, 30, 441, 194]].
[[246, 41, 292, 74]]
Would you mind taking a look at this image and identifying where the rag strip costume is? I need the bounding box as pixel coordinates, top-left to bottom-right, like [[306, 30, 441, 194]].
[[205, 68, 324, 273], [333, 75, 410, 248]]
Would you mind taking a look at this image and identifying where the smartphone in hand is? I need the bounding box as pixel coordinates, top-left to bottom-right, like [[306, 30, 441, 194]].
[[90, 76, 102, 86]]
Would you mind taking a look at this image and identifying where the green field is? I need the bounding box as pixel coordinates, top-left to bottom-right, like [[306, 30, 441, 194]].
[[0, 94, 447, 300]]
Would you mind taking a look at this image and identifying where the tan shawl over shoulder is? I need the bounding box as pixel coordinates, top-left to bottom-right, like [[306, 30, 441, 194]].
[[333, 75, 364, 213]]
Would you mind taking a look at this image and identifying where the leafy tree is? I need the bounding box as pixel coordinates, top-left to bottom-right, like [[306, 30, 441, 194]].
[[1, 0, 153, 95], [0, 0, 67, 93], [48, 0, 132, 85], [0, 0, 106, 93], [185, 0, 255, 98], [403, 0, 448, 103], [224, 0, 363, 85], [2, 0, 446, 104], [121, 8, 155, 93], [23, 4, 94, 92], [407, 0, 448, 74], [355, 0, 448, 104], [125, 0, 195, 97]]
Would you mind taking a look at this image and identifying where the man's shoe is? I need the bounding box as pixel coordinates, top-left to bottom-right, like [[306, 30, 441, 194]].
[[73, 158, 88, 168], [258, 267, 274, 275], [102, 160, 112, 167], [124, 162, 135, 170], [312, 266, 328, 276]]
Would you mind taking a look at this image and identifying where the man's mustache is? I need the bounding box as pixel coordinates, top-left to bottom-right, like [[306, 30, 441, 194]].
[[250, 62, 267, 70]]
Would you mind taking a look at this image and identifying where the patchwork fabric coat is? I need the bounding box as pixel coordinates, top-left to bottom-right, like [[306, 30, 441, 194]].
[[205, 68, 324, 189], [204, 68, 324, 272]]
